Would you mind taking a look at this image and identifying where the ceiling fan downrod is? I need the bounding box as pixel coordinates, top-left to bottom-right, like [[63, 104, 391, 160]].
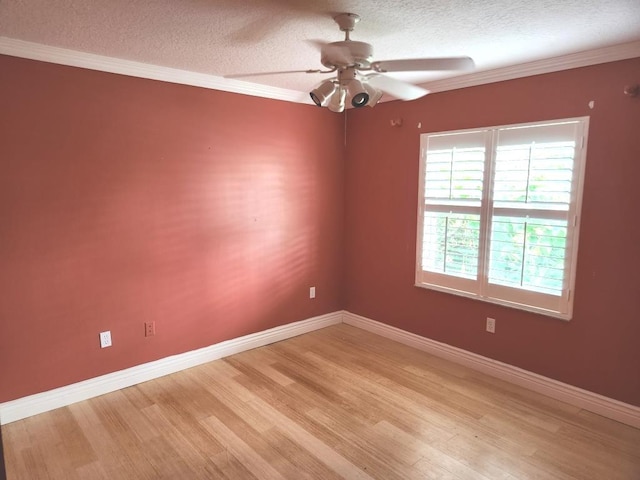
[[334, 13, 360, 41]]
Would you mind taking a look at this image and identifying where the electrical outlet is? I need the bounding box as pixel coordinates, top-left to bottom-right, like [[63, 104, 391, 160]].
[[309, 286, 316, 299], [486, 317, 496, 334], [100, 331, 112, 348], [145, 321, 156, 337]]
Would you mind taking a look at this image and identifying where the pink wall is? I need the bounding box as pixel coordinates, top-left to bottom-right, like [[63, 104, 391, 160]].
[[2, 53, 638, 408], [0, 55, 345, 403], [344, 57, 640, 406]]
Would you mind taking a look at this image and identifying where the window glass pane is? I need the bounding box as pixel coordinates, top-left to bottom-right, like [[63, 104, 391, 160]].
[[422, 212, 480, 280], [488, 216, 568, 295], [494, 141, 575, 207], [425, 148, 484, 201]]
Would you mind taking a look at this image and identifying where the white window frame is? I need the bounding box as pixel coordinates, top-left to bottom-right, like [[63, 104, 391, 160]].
[[415, 117, 589, 320]]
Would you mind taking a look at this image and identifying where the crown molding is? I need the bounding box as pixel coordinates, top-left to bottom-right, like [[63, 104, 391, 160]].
[[0, 37, 309, 104], [421, 40, 640, 94], [1, 36, 639, 104]]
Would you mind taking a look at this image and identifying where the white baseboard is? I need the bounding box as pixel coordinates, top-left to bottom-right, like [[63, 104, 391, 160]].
[[3, 310, 638, 429], [0, 311, 342, 425], [342, 311, 640, 429]]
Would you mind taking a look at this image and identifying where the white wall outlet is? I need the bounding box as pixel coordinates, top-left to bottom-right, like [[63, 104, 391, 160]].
[[100, 331, 112, 348], [309, 286, 316, 299], [145, 321, 156, 337], [486, 317, 496, 334]]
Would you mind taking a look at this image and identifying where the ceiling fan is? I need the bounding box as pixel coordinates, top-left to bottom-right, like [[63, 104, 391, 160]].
[[227, 13, 475, 112]]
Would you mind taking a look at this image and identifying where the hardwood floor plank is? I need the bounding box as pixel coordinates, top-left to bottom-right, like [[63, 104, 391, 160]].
[[74, 460, 109, 479], [139, 404, 219, 479], [0, 425, 5, 480], [208, 449, 259, 479], [435, 432, 570, 480], [200, 416, 287, 480], [228, 378, 379, 480], [70, 402, 158, 479], [3, 324, 639, 479], [186, 368, 275, 434], [258, 428, 345, 480]]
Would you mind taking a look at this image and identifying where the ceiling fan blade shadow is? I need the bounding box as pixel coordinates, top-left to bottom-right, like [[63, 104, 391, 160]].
[[226, 0, 334, 43], [372, 57, 475, 73], [366, 74, 430, 101], [228, 15, 287, 43]]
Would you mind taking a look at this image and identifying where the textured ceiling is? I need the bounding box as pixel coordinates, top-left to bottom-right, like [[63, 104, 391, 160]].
[[1, 0, 640, 97]]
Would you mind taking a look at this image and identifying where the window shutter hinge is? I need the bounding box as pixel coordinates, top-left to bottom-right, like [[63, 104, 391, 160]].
[[573, 215, 578, 226]]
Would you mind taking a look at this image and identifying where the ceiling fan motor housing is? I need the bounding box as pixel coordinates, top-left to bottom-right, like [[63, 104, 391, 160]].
[[321, 41, 373, 69]]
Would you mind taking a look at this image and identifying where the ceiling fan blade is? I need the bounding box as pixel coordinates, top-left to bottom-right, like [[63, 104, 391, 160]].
[[366, 74, 430, 101], [225, 69, 323, 79], [371, 56, 475, 73], [306, 39, 328, 51], [307, 39, 355, 68]]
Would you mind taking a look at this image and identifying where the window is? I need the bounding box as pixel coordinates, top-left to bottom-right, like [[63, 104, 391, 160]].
[[416, 118, 589, 319]]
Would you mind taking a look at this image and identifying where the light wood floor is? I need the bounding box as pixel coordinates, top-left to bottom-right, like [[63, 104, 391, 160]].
[[3, 324, 640, 479]]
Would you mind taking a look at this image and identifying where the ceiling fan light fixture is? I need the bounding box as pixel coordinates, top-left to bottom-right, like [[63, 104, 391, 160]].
[[310, 80, 337, 107], [327, 87, 346, 113], [347, 78, 369, 108], [364, 83, 383, 107], [228, 13, 474, 113]]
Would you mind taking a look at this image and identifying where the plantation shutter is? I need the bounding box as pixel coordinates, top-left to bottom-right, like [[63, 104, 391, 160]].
[[416, 118, 588, 319], [418, 130, 487, 292], [485, 121, 583, 313]]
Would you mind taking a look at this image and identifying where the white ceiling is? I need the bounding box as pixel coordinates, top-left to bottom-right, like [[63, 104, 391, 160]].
[[1, 0, 640, 103]]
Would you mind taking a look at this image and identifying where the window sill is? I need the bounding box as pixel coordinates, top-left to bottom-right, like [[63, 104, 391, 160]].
[[414, 281, 572, 321]]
